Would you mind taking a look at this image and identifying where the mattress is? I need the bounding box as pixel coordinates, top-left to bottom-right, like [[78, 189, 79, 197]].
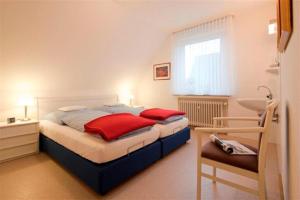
[[154, 117, 189, 138], [39, 120, 160, 164]]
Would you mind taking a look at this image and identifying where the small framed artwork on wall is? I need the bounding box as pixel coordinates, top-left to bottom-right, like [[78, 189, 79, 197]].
[[153, 62, 171, 80]]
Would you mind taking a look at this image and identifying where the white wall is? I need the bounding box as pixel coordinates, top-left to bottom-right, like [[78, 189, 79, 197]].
[[0, 1, 273, 121], [279, 0, 300, 198], [0, 2, 3, 90], [137, 2, 279, 141], [136, 37, 177, 109], [0, 1, 166, 119]]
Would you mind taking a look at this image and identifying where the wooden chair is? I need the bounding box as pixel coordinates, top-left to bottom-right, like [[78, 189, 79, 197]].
[[195, 100, 279, 200]]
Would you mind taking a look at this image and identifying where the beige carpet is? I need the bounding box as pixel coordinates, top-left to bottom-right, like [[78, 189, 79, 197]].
[[0, 130, 281, 200]]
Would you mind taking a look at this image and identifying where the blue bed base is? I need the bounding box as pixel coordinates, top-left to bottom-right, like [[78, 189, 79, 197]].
[[160, 127, 190, 157], [39, 127, 190, 195]]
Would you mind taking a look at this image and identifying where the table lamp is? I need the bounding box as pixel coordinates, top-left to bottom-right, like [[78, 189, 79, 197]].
[[129, 94, 134, 107], [18, 95, 34, 121]]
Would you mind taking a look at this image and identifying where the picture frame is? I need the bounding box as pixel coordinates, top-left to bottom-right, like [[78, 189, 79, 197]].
[[153, 62, 171, 80], [277, 0, 293, 52]]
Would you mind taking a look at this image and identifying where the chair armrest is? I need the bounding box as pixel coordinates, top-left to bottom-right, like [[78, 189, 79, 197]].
[[213, 117, 261, 122], [195, 127, 264, 133]]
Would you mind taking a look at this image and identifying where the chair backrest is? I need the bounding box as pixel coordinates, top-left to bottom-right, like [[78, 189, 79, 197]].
[[257, 99, 279, 172]]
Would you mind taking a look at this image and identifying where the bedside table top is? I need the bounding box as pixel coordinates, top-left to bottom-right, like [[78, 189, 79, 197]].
[[0, 120, 39, 128]]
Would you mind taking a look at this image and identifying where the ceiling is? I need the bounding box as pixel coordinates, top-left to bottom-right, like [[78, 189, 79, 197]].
[[113, 0, 274, 33]]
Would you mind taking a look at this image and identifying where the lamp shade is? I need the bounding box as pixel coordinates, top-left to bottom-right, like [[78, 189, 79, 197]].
[[129, 94, 134, 100], [18, 95, 34, 106]]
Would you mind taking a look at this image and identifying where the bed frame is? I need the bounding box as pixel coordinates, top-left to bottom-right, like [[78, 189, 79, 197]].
[[37, 95, 190, 194], [40, 134, 161, 194], [40, 127, 190, 194], [160, 127, 190, 157]]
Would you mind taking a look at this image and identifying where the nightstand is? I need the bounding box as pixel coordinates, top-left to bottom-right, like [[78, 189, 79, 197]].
[[0, 120, 39, 163]]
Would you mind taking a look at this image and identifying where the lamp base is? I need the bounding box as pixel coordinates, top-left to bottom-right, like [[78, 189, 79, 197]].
[[22, 105, 30, 121], [21, 118, 31, 121]]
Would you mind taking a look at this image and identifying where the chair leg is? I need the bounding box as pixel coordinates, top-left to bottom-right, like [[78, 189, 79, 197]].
[[197, 167, 202, 200], [197, 158, 202, 200], [258, 173, 266, 200], [213, 167, 216, 184], [196, 133, 203, 200]]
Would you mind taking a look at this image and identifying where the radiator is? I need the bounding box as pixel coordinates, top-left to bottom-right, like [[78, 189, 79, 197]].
[[178, 96, 229, 127]]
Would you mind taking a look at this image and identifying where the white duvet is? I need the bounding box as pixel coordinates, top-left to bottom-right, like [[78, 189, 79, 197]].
[[40, 120, 160, 164], [154, 117, 189, 138]]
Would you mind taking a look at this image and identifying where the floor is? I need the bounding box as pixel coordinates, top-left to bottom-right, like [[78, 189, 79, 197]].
[[0, 130, 282, 200]]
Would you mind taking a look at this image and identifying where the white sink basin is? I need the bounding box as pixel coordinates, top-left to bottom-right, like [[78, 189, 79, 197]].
[[237, 98, 269, 113]]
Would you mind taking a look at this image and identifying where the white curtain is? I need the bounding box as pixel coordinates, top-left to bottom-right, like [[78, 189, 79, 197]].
[[172, 15, 235, 95]]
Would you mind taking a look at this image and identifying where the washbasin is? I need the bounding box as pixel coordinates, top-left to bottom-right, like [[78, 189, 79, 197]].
[[237, 98, 270, 114]]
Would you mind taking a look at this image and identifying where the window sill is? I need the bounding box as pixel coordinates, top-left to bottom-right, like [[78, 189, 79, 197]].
[[174, 95, 231, 100]]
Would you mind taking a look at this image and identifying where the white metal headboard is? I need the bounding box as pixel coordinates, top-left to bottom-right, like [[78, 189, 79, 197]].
[[37, 94, 118, 120]]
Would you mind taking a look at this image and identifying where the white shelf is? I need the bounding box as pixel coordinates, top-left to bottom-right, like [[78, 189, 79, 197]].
[[266, 67, 280, 73]]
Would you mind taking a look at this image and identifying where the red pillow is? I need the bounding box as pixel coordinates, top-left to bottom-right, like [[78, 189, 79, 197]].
[[140, 108, 185, 120], [84, 113, 156, 141]]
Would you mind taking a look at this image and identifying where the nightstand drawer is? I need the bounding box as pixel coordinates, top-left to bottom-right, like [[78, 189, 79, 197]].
[[0, 133, 39, 150], [0, 123, 38, 138], [0, 143, 38, 162]]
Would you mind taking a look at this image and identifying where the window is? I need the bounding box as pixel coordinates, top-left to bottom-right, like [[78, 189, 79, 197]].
[[172, 16, 235, 96]]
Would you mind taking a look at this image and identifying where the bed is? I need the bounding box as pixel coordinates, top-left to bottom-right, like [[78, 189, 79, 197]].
[[38, 95, 190, 194], [154, 119, 190, 157], [97, 104, 190, 156], [40, 120, 160, 164], [40, 134, 161, 194]]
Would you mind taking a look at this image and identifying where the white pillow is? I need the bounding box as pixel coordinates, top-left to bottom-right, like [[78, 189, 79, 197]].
[[103, 103, 126, 107], [43, 111, 67, 125], [58, 105, 87, 112]]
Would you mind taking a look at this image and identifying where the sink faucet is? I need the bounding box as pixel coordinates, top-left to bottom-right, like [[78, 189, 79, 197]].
[[257, 85, 272, 100]]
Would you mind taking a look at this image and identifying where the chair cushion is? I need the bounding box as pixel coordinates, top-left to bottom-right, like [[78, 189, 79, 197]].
[[201, 141, 258, 172]]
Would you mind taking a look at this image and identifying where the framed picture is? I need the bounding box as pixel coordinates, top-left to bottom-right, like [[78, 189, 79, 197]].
[[277, 0, 293, 52], [153, 62, 171, 80]]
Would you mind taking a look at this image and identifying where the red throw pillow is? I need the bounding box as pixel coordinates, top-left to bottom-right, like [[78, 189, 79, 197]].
[[84, 113, 156, 141], [140, 108, 185, 120]]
